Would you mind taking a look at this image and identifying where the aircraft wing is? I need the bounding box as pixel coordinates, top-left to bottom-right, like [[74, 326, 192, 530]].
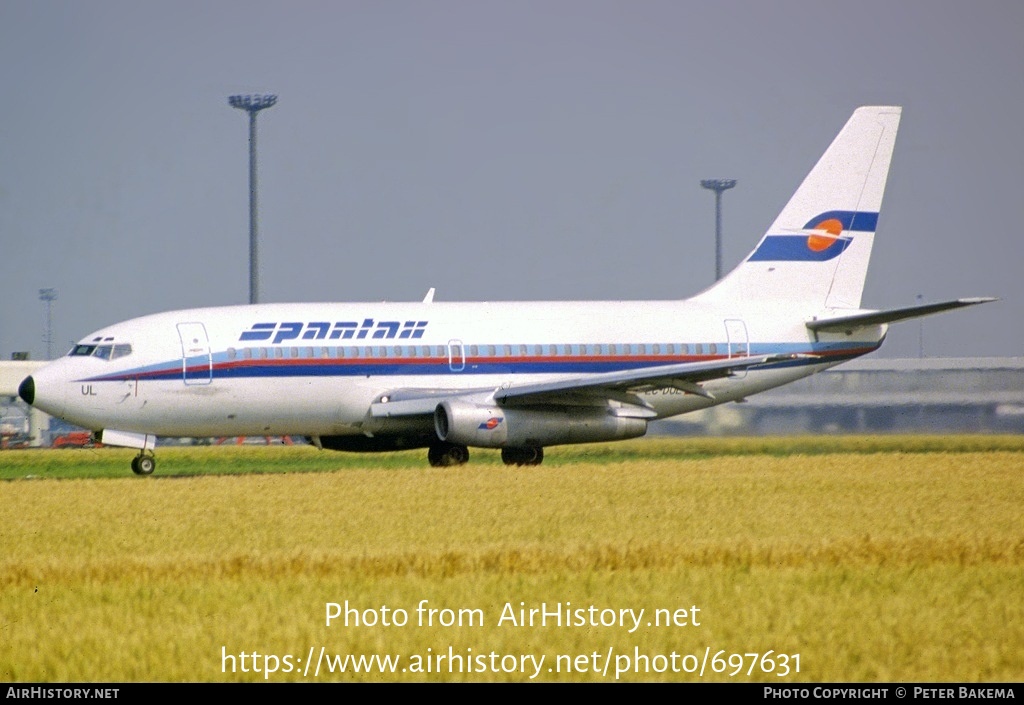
[[370, 353, 795, 418]]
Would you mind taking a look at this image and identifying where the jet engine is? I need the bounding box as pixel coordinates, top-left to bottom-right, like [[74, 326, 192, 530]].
[[434, 400, 647, 448]]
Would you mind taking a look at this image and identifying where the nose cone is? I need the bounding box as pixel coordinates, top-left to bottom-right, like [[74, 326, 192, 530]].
[[18, 376, 35, 405], [19, 363, 67, 419]]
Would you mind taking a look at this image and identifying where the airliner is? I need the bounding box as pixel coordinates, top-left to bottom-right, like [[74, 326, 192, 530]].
[[19, 106, 994, 474]]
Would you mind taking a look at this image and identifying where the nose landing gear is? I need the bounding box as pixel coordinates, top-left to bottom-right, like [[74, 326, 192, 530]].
[[131, 453, 156, 475]]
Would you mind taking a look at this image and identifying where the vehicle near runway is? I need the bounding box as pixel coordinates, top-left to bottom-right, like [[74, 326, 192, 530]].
[[18, 107, 993, 474], [1, 422, 31, 449], [50, 431, 102, 449]]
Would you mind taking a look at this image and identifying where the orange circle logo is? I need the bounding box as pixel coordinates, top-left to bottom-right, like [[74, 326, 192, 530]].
[[806, 218, 844, 252]]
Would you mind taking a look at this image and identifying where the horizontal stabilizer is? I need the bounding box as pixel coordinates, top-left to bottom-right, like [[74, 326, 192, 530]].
[[806, 297, 996, 333]]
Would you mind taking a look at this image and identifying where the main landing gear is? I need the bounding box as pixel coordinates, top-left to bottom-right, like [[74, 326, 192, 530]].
[[426, 443, 546, 467], [501, 446, 544, 466], [427, 442, 469, 467], [130, 452, 156, 476]]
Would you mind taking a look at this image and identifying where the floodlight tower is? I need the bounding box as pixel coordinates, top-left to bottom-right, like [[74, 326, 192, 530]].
[[917, 293, 925, 358], [39, 288, 58, 360], [229, 94, 277, 304], [700, 178, 737, 281]]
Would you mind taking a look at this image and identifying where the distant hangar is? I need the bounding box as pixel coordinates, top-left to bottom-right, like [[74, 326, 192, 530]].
[[659, 357, 1024, 435]]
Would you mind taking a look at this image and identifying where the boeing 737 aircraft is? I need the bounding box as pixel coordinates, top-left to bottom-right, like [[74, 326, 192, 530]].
[[19, 106, 993, 474]]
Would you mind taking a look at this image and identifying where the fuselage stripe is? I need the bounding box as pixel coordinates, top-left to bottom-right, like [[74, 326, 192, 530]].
[[77, 344, 877, 383]]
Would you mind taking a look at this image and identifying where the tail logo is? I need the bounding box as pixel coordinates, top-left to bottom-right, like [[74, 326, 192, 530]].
[[806, 218, 844, 252], [749, 210, 878, 262]]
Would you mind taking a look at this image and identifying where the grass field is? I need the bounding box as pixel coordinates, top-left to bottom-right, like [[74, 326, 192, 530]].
[[1, 436, 1022, 682]]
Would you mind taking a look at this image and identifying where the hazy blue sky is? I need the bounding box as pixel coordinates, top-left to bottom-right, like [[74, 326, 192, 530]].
[[1, 1, 1021, 360]]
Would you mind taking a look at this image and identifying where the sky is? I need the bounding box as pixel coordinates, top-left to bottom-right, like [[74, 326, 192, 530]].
[[1, 1, 1022, 360]]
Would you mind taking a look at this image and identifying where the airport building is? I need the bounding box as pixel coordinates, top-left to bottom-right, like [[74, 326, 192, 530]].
[[653, 357, 1024, 436], [0, 360, 47, 448]]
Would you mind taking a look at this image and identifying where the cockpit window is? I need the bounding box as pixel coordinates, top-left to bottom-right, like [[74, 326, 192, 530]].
[[68, 343, 132, 360]]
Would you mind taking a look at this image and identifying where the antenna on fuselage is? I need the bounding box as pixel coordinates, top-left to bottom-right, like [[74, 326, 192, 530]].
[[422, 288, 436, 304]]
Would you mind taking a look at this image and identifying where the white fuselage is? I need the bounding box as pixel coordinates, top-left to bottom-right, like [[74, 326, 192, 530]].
[[27, 298, 883, 440]]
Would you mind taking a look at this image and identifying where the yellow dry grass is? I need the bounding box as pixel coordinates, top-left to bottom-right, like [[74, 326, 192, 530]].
[[1, 443, 1022, 682]]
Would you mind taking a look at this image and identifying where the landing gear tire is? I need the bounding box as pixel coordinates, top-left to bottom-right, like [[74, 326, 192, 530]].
[[428, 442, 470, 467], [501, 446, 544, 466], [131, 454, 156, 476]]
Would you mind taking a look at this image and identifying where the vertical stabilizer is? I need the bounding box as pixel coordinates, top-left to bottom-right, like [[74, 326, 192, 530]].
[[695, 106, 902, 309]]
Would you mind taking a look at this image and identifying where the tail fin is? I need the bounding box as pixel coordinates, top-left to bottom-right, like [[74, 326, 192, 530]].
[[695, 106, 902, 309]]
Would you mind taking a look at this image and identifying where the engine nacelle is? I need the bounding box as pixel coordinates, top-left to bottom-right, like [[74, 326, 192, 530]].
[[434, 400, 647, 448]]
